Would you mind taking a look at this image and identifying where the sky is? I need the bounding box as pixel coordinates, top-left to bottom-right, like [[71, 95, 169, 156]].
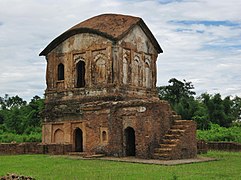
[[0, 0, 241, 101]]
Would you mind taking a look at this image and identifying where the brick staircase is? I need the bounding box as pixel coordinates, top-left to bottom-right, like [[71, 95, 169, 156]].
[[153, 120, 195, 160]]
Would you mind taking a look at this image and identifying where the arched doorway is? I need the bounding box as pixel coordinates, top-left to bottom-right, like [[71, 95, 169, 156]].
[[76, 61, 85, 88], [74, 128, 83, 152], [124, 127, 136, 156]]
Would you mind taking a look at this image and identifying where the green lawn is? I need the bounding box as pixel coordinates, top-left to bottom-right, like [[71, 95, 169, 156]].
[[0, 151, 240, 179]]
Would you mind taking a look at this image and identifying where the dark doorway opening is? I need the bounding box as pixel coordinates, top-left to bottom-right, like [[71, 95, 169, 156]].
[[124, 127, 136, 156], [76, 61, 85, 88], [74, 128, 83, 152], [58, 63, 64, 80]]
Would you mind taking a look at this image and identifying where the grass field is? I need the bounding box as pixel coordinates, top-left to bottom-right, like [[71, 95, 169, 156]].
[[0, 151, 240, 179]]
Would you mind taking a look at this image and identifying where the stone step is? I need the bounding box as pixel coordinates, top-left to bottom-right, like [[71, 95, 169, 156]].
[[172, 114, 181, 120], [68, 152, 105, 158], [171, 125, 189, 130], [159, 143, 177, 148], [84, 154, 105, 158], [164, 134, 181, 140], [162, 139, 180, 144], [154, 148, 172, 153], [168, 129, 185, 135], [174, 120, 192, 125], [69, 152, 86, 156], [153, 153, 172, 160]]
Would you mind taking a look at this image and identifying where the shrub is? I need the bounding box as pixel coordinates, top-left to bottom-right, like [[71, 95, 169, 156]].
[[0, 132, 41, 143], [197, 123, 241, 143]]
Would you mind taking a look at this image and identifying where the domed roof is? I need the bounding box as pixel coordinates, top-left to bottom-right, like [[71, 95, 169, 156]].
[[39, 14, 162, 56]]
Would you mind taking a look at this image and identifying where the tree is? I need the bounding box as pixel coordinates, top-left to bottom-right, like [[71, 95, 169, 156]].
[[158, 78, 196, 105], [0, 95, 44, 134], [173, 96, 199, 120], [232, 96, 241, 122], [200, 93, 234, 127], [158, 78, 197, 121], [0, 94, 26, 110]]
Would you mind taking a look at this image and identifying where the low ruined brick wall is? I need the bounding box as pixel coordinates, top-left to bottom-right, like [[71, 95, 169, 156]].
[[41, 143, 72, 155], [0, 143, 72, 155], [197, 140, 208, 154], [208, 142, 241, 151], [197, 141, 241, 153]]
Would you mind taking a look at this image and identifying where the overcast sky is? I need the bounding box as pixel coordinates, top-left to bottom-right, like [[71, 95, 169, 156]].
[[0, 0, 241, 101]]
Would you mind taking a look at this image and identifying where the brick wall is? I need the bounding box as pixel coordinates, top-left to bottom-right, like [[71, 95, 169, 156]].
[[0, 143, 72, 155], [197, 140, 208, 154], [208, 142, 241, 151]]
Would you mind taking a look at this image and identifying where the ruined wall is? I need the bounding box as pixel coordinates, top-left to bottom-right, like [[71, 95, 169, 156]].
[[42, 99, 174, 159], [208, 142, 241, 151], [0, 143, 72, 155]]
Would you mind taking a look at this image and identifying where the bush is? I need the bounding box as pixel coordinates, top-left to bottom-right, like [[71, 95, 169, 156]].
[[197, 123, 241, 143], [0, 132, 41, 143]]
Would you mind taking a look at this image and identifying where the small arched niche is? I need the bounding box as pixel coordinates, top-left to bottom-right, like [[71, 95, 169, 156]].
[[102, 131, 107, 142], [100, 128, 108, 144]]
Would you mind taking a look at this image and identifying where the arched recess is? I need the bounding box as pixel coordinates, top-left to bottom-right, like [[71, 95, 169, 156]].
[[94, 53, 107, 84], [58, 63, 64, 80], [132, 56, 140, 86], [145, 59, 151, 88], [54, 129, 64, 143], [74, 128, 83, 152], [124, 127, 136, 156], [76, 60, 85, 88], [102, 131, 107, 142], [123, 55, 128, 84]]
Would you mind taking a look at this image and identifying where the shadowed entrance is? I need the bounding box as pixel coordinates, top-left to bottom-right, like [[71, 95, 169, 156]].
[[74, 128, 83, 152], [124, 127, 136, 156]]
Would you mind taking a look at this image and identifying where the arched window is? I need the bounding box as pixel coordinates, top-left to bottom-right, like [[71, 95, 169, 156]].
[[58, 63, 64, 80], [76, 61, 85, 88], [102, 131, 107, 142]]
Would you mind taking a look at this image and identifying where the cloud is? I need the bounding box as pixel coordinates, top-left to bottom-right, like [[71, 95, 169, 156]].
[[157, 0, 183, 4], [169, 20, 240, 27]]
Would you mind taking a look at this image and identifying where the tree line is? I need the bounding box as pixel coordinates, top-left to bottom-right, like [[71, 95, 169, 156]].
[[0, 95, 44, 142]]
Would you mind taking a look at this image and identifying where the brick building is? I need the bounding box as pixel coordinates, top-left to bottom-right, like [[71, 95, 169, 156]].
[[39, 14, 197, 159]]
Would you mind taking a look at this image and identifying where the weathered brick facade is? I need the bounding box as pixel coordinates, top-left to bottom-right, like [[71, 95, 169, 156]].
[[39, 14, 197, 159]]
